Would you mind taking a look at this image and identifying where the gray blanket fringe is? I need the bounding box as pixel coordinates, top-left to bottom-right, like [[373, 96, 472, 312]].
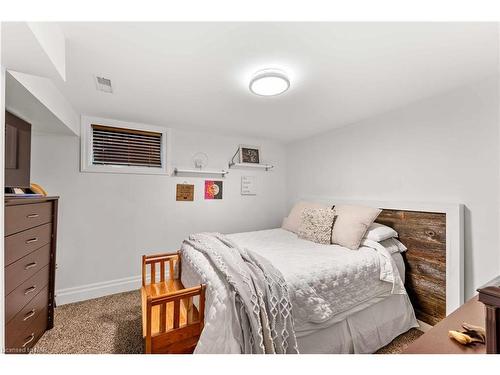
[[183, 232, 299, 354]]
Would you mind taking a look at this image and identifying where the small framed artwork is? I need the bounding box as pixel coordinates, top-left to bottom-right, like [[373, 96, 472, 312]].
[[205, 180, 223, 200], [239, 144, 260, 164], [176, 184, 194, 201], [241, 176, 257, 195]]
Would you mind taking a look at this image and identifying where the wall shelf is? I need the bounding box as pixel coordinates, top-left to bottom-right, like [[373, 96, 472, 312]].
[[173, 168, 229, 177], [228, 162, 274, 171]]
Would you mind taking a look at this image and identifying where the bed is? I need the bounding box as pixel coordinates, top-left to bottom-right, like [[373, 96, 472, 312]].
[[180, 228, 418, 354], [141, 206, 451, 354]]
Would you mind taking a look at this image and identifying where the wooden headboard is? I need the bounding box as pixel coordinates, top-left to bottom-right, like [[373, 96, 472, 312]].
[[376, 209, 446, 325]]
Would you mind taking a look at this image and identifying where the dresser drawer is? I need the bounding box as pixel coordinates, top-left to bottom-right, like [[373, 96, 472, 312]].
[[5, 307, 48, 353], [5, 244, 51, 295], [4, 223, 52, 266], [6, 286, 49, 344], [5, 202, 52, 236], [5, 265, 49, 324]]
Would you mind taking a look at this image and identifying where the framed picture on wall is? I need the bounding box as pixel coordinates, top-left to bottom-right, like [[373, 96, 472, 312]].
[[176, 184, 194, 201], [205, 180, 223, 200], [241, 176, 257, 195], [239, 145, 260, 164]]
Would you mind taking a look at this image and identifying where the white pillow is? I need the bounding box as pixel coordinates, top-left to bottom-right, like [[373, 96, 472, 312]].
[[361, 237, 407, 254], [387, 238, 407, 252], [331, 204, 382, 250], [282, 201, 331, 234], [364, 223, 398, 242]]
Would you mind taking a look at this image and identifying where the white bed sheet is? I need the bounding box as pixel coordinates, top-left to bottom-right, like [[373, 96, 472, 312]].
[[180, 228, 416, 353], [297, 291, 418, 354], [225, 228, 405, 334]]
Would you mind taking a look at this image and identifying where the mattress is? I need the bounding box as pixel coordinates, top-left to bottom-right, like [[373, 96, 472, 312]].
[[181, 228, 415, 353]]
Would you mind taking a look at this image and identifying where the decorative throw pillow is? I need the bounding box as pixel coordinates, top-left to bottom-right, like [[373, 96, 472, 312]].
[[297, 207, 337, 244], [331, 204, 382, 250], [282, 201, 330, 234], [363, 222, 398, 242]]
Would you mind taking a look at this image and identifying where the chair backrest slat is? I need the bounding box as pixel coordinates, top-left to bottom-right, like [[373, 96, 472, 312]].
[[151, 262, 156, 284], [160, 260, 165, 282]]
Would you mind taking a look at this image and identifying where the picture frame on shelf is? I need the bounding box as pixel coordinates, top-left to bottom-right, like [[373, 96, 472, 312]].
[[239, 144, 260, 164]]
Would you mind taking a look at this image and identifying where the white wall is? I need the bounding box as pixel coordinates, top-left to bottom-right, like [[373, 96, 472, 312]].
[[27, 77, 500, 303], [286, 77, 499, 299], [9, 71, 79, 135], [31, 127, 287, 303], [26, 23, 66, 81]]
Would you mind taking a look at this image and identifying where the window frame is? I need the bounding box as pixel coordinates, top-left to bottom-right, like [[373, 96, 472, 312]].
[[80, 115, 171, 175]]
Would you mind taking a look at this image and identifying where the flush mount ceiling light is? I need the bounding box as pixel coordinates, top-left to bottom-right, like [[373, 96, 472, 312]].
[[249, 69, 290, 96]]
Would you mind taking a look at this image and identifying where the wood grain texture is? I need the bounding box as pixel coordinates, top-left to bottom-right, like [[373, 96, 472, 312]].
[[141, 252, 206, 354], [403, 296, 485, 354], [376, 209, 446, 325], [5, 196, 59, 352]]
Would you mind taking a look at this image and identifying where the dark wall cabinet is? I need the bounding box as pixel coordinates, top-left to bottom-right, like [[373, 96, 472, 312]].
[[5, 111, 31, 188]]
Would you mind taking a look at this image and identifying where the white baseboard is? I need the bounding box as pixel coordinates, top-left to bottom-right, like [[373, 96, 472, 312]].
[[55, 275, 142, 305]]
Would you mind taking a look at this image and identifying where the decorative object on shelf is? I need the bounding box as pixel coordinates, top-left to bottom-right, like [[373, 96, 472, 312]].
[[241, 176, 257, 196], [176, 184, 194, 201], [229, 145, 274, 171], [448, 323, 486, 346], [239, 144, 260, 164], [193, 152, 209, 169], [204, 180, 223, 200]]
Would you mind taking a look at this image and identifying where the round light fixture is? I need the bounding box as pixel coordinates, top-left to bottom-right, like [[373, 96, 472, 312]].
[[249, 69, 290, 96]]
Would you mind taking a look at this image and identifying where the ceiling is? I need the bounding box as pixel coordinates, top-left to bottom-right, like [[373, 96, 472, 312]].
[[49, 22, 498, 142]]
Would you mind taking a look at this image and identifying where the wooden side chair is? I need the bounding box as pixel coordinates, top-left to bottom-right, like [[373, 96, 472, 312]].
[[141, 251, 206, 354]]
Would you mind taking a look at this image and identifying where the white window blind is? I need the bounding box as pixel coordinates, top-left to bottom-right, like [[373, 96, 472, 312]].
[[91, 124, 162, 168]]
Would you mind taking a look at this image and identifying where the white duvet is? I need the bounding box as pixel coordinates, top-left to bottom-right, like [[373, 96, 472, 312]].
[[180, 228, 407, 353]]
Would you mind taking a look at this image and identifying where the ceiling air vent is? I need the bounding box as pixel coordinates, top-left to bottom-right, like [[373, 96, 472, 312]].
[[95, 76, 113, 93]]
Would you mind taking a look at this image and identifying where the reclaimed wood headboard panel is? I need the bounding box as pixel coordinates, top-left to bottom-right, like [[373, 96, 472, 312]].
[[376, 209, 446, 325]]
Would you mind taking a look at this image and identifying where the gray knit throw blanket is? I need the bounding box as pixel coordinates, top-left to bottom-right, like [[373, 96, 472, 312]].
[[183, 233, 299, 354]]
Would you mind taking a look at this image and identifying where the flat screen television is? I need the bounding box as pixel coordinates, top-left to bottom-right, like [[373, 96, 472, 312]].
[[5, 111, 31, 188]]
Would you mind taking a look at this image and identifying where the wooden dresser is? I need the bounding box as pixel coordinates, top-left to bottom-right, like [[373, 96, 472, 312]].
[[4, 196, 58, 354]]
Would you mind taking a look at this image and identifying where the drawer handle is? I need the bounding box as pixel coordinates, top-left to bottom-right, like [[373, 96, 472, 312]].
[[26, 237, 39, 244], [26, 213, 40, 219], [24, 262, 38, 270], [24, 286, 37, 295], [22, 333, 35, 348], [23, 309, 36, 321]]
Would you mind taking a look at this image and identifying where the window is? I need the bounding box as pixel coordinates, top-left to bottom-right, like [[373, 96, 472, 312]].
[[92, 125, 162, 168], [81, 116, 169, 175]]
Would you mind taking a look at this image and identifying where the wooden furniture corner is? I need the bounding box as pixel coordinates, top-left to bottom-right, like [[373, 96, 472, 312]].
[[477, 275, 500, 354], [403, 296, 486, 354], [141, 251, 206, 354]]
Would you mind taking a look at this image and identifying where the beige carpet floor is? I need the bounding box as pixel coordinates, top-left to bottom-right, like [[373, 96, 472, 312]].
[[33, 290, 422, 354]]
